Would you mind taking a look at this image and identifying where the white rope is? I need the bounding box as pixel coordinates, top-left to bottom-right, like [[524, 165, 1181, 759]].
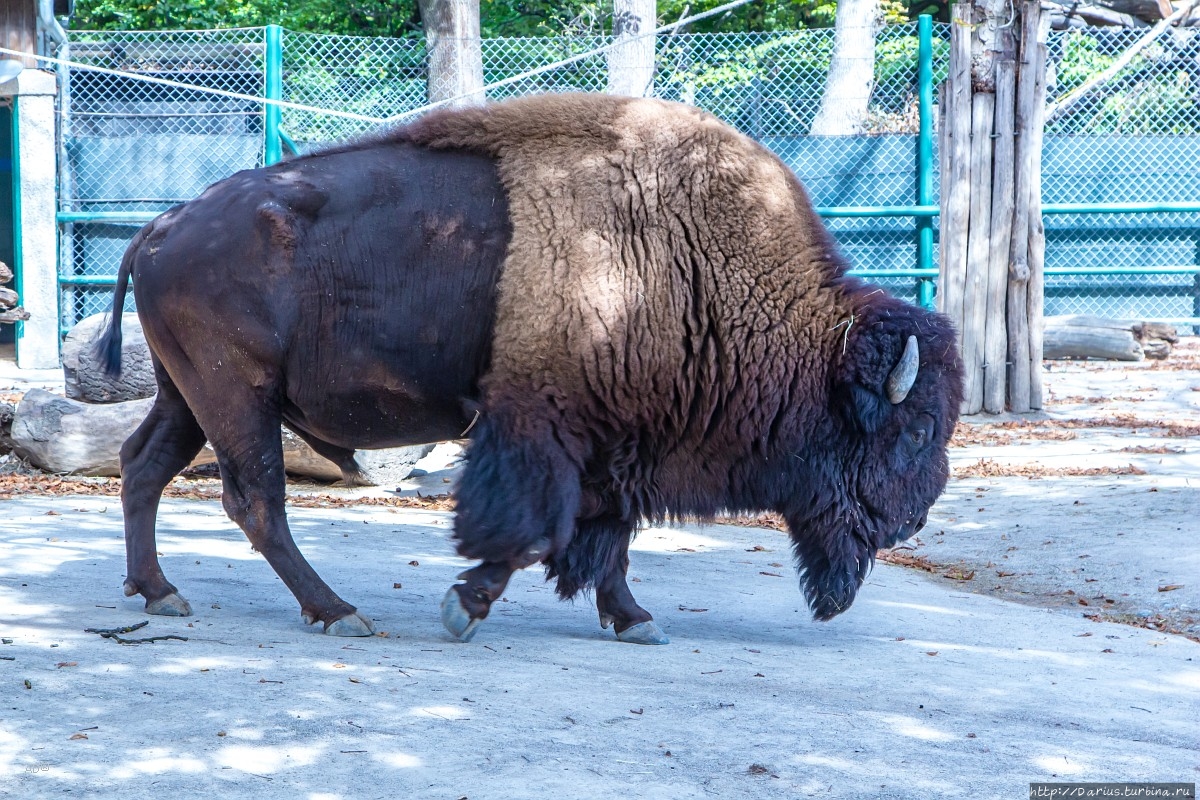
[[0, 0, 759, 130], [0, 44, 385, 123]]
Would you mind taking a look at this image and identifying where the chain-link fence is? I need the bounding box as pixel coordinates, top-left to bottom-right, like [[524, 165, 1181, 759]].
[[55, 20, 1200, 333], [1043, 25, 1200, 323]]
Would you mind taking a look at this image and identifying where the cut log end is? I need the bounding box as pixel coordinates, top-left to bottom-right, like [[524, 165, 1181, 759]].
[[1043, 315, 1177, 361]]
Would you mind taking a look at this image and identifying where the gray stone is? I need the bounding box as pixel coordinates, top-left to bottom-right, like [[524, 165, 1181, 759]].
[[62, 313, 156, 404]]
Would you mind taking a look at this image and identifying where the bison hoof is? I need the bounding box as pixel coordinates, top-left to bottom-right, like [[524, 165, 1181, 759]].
[[615, 620, 669, 645], [441, 586, 483, 642], [325, 611, 375, 637], [145, 592, 192, 617]]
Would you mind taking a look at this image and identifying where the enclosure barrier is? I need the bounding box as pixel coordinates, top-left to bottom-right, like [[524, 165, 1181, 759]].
[[52, 19, 1200, 332]]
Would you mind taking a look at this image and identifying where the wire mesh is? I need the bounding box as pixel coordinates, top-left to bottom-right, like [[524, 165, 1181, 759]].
[[59, 21, 1200, 333], [1044, 25, 1200, 322]]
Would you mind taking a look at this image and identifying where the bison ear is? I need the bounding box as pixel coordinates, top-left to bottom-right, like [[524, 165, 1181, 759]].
[[836, 382, 890, 435]]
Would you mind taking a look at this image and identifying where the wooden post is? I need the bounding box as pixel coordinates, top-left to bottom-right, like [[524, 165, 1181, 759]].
[[1026, 16, 1050, 409], [984, 60, 1016, 414], [961, 91, 995, 414], [940, 0, 1047, 414], [937, 4, 974, 333]]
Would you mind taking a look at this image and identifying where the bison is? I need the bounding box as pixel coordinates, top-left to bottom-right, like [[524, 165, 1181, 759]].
[[98, 92, 962, 644]]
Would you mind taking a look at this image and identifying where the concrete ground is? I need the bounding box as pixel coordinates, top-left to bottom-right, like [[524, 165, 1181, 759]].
[[1, 343, 1198, 798]]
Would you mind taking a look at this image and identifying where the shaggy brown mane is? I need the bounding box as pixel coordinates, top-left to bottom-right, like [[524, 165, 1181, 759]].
[[383, 95, 857, 441]]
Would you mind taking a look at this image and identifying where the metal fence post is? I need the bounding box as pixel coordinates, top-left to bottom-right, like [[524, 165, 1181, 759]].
[[916, 14, 935, 309], [264, 24, 283, 166]]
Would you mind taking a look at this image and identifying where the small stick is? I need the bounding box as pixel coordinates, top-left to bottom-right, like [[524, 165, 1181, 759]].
[[85, 620, 188, 645]]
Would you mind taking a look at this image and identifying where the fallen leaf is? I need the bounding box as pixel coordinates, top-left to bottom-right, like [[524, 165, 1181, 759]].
[[630, 708, 643, 715], [748, 764, 770, 775], [348, 677, 362, 684], [69, 733, 88, 740], [332, 663, 347, 669], [759, 571, 783, 578], [45, 511, 60, 516], [408, 560, 420, 567], [392, 583, 402, 589], [925, 651, 938, 656], [678, 606, 708, 613], [56, 662, 77, 669], [1158, 584, 1184, 592]]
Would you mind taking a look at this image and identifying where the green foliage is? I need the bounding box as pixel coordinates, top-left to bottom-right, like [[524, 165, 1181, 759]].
[[1050, 31, 1200, 134], [1054, 33, 1119, 96], [70, 0, 841, 35], [71, 0, 422, 37]]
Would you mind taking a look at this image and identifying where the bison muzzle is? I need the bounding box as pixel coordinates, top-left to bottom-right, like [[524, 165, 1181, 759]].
[[98, 93, 962, 644]]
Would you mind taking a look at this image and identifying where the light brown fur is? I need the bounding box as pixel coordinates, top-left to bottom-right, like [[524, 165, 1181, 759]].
[[402, 93, 847, 445]]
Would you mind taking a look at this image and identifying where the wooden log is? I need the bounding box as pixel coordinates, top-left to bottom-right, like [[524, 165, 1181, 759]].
[[1043, 315, 1177, 359], [9, 388, 434, 481], [1047, 2, 1147, 27], [0, 287, 17, 309], [961, 90, 996, 414], [0, 261, 11, 285], [0, 307, 30, 324], [1043, 323, 1143, 361], [984, 60, 1016, 414], [938, 3, 975, 333]]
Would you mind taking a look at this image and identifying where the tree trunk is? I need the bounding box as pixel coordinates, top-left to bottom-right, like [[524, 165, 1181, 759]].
[[419, 0, 485, 107], [809, 0, 881, 135], [607, 0, 657, 97]]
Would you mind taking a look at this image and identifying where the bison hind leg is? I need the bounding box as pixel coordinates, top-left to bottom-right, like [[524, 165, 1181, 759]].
[[119, 375, 208, 616]]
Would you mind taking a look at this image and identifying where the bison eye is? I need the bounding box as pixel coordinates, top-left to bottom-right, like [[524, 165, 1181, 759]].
[[902, 414, 934, 455]]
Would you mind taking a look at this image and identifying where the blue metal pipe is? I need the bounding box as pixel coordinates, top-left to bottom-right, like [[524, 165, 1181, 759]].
[[916, 15, 935, 309], [264, 25, 283, 166]]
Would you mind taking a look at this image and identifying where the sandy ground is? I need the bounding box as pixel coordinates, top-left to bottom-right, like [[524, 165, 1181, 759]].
[[1, 343, 1198, 798]]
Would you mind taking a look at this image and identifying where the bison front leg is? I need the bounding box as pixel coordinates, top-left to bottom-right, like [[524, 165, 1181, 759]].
[[440, 561, 516, 642], [441, 408, 581, 641], [595, 555, 669, 645], [547, 511, 669, 645]]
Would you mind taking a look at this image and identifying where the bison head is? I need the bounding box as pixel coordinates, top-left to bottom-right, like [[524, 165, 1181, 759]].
[[787, 299, 963, 621]]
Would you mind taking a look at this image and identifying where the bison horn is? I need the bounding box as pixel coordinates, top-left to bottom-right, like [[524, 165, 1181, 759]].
[[886, 335, 919, 404]]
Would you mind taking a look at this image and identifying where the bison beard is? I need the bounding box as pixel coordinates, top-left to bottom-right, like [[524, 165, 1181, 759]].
[[98, 93, 962, 644]]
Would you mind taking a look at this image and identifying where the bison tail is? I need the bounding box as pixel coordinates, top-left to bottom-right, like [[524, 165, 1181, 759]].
[[94, 230, 141, 379]]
